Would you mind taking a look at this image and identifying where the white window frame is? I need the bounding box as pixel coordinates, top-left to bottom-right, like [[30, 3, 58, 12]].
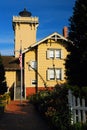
[[55, 49, 61, 59], [47, 49, 62, 59], [47, 68, 63, 80]]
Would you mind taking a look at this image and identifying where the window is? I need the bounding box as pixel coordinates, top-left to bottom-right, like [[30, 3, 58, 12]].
[[49, 50, 54, 58], [47, 68, 63, 80], [28, 61, 37, 70], [47, 49, 61, 59], [49, 69, 55, 80], [56, 69, 61, 80], [55, 50, 61, 58], [32, 80, 37, 85]]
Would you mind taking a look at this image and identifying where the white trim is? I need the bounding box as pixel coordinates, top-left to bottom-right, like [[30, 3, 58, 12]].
[[23, 32, 68, 54], [61, 49, 63, 59], [61, 69, 64, 80], [47, 68, 63, 81], [47, 50, 50, 59]]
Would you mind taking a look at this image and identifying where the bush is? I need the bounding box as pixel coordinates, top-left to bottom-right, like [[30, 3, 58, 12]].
[[70, 123, 87, 130], [29, 85, 71, 129], [29, 84, 87, 129], [0, 92, 11, 114]]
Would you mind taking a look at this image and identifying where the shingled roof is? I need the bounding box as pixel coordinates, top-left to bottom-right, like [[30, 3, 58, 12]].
[[1, 56, 20, 70]]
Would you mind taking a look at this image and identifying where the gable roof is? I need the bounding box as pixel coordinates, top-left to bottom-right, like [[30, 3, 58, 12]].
[[23, 32, 69, 54], [2, 56, 20, 71]]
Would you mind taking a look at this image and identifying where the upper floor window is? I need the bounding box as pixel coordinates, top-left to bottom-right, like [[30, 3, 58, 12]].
[[47, 49, 62, 59]]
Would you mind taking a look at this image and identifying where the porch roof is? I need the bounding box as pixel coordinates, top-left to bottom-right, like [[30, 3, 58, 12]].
[[1, 56, 20, 71]]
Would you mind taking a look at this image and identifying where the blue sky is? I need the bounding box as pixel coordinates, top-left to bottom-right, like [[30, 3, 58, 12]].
[[0, 0, 75, 55]]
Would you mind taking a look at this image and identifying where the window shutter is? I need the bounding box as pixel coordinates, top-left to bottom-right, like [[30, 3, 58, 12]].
[[61, 69, 64, 80], [47, 50, 50, 59], [47, 69, 50, 80], [61, 49, 63, 59]]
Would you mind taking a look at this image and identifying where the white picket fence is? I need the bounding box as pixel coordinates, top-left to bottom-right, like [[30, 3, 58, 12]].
[[68, 90, 87, 124]]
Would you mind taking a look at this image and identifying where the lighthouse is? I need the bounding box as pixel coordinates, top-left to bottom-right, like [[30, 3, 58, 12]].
[[12, 8, 39, 57]]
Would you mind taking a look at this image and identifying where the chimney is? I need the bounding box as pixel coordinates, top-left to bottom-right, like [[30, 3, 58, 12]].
[[63, 26, 68, 38]]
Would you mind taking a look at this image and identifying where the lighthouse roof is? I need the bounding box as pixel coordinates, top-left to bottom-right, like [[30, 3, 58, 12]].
[[19, 8, 32, 17]]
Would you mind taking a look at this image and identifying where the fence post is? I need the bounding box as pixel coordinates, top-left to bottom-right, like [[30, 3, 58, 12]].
[[68, 89, 87, 124], [73, 95, 77, 123], [77, 97, 81, 122], [82, 98, 86, 123], [68, 90, 74, 124]]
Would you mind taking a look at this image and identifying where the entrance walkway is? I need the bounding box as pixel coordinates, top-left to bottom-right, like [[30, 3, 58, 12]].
[[0, 100, 51, 130]]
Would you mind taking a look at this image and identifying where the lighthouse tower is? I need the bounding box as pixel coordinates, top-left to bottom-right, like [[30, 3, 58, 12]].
[[12, 8, 39, 57]]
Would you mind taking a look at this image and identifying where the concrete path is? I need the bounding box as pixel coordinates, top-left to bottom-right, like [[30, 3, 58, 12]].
[[0, 100, 51, 130]]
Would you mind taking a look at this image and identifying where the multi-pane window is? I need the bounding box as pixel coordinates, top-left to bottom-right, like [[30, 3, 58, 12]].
[[47, 68, 63, 80], [47, 49, 62, 59]]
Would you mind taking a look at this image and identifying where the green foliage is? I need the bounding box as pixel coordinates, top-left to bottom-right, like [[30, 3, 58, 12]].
[[64, 84, 87, 99], [0, 54, 7, 94], [0, 92, 10, 114], [70, 123, 87, 130], [29, 84, 87, 129], [65, 0, 87, 87], [0, 92, 11, 104], [29, 85, 71, 130]]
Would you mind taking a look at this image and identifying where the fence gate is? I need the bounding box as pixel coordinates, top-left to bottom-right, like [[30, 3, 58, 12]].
[[68, 90, 87, 124]]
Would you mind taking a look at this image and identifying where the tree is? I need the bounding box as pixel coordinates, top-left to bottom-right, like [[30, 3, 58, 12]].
[[0, 54, 7, 94], [65, 0, 87, 87]]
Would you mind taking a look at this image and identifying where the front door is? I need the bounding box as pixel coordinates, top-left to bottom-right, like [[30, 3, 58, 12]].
[[15, 85, 21, 99], [15, 71, 24, 100]]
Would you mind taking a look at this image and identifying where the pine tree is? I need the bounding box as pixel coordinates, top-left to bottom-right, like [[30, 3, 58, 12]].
[[65, 0, 87, 87], [0, 54, 7, 94]]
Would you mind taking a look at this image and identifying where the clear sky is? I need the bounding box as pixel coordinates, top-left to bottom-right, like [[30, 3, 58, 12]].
[[0, 0, 75, 56]]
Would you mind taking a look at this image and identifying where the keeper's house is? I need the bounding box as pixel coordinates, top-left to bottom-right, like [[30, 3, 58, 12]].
[[2, 9, 69, 99]]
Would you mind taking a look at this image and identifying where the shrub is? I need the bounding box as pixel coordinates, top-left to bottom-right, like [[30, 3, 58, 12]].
[[0, 92, 11, 114], [29, 85, 71, 129], [70, 123, 87, 130], [29, 84, 87, 129]]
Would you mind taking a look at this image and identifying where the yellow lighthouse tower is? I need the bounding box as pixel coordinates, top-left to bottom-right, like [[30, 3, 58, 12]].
[[12, 8, 39, 57]]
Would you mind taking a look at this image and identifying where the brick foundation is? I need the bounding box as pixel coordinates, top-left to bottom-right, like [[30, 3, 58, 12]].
[[26, 87, 54, 97]]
